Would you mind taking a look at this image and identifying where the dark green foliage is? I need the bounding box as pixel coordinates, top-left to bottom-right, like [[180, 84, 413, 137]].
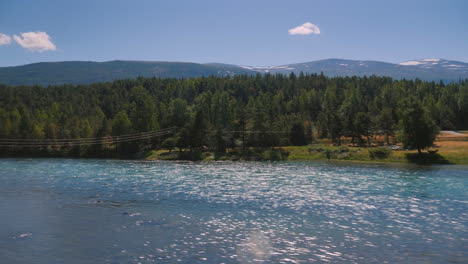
[[168, 99, 189, 128], [324, 149, 333, 160], [404, 152, 451, 165], [290, 123, 307, 146], [398, 97, 439, 154], [190, 109, 207, 150], [111, 111, 135, 153], [0, 74, 465, 158], [214, 128, 227, 154], [112, 111, 132, 136], [353, 112, 372, 145], [369, 147, 392, 159], [378, 107, 396, 145], [262, 148, 289, 161], [161, 137, 176, 152]]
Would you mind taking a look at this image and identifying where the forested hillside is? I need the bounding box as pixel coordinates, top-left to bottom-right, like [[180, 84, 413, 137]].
[[0, 73, 467, 158], [0, 61, 253, 86]]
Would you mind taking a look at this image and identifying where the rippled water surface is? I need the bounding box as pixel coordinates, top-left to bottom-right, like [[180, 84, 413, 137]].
[[0, 159, 467, 263]]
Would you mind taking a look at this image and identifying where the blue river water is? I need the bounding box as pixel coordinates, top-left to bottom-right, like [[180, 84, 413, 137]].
[[0, 159, 466, 264]]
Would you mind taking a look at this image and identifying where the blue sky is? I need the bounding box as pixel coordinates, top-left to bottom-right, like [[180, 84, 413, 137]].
[[0, 0, 467, 67]]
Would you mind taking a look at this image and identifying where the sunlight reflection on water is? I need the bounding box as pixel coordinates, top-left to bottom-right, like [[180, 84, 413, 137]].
[[0, 159, 467, 263]]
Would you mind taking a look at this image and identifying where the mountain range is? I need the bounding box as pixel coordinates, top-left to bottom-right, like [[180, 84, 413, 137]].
[[1, 58, 467, 86]]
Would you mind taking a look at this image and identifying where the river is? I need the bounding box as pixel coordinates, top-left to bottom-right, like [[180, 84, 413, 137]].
[[0, 159, 466, 263]]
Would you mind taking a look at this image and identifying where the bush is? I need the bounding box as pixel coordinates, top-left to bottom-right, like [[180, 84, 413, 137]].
[[369, 147, 392, 159], [192, 150, 203, 160], [308, 147, 324, 153], [202, 152, 214, 161], [261, 148, 289, 161], [161, 137, 176, 152], [279, 148, 290, 160], [324, 149, 334, 160], [336, 146, 349, 153], [336, 152, 351, 159]]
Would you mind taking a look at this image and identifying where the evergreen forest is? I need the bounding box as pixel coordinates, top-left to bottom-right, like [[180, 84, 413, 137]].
[[1, 73, 467, 158]]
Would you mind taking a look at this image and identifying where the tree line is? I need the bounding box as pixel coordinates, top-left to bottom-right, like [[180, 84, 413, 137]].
[[0, 73, 467, 157]]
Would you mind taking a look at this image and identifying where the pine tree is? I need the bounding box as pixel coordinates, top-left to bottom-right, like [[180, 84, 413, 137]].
[[399, 97, 439, 154]]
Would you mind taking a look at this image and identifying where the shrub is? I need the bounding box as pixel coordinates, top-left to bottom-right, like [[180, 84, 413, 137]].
[[336, 152, 351, 159], [261, 148, 289, 161], [279, 148, 290, 160], [336, 146, 349, 153], [161, 137, 177, 152], [369, 147, 392, 159], [266, 150, 282, 161], [191, 150, 203, 160], [324, 149, 334, 160]]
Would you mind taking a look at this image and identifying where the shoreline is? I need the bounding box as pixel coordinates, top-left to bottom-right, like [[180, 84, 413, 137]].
[[3, 155, 468, 168], [144, 143, 468, 165], [2, 155, 468, 168], [2, 141, 467, 166]]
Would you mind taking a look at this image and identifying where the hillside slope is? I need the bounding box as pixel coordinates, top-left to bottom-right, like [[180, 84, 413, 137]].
[[1, 58, 467, 86], [242, 58, 468, 82], [0, 60, 254, 86]]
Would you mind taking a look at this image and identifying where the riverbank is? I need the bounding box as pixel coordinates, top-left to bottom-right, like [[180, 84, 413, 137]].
[[145, 140, 468, 165]]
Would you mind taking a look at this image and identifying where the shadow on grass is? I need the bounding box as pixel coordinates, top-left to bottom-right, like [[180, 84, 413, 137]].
[[405, 153, 452, 165]]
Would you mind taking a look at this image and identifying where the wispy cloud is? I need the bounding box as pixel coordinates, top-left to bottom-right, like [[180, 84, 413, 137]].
[[288, 22, 321, 35], [0, 33, 12, 45], [13, 31, 56, 52]]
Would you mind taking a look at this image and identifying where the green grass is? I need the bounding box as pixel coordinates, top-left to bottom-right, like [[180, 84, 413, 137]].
[[145, 150, 180, 160], [284, 143, 468, 165], [146, 142, 468, 165]]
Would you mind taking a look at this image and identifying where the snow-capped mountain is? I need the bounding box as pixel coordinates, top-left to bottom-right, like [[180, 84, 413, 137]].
[[241, 58, 468, 82], [399, 58, 468, 71], [0, 58, 467, 86]]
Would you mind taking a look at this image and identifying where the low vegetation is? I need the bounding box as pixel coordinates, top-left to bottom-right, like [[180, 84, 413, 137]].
[[147, 134, 468, 165]]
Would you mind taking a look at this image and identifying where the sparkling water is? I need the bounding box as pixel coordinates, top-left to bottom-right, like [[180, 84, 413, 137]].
[[0, 159, 466, 263]]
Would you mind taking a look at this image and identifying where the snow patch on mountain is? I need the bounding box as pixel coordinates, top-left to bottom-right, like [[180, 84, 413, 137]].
[[444, 64, 464, 68], [399, 58, 443, 66], [399, 61, 424, 66], [240, 65, 295, 72]]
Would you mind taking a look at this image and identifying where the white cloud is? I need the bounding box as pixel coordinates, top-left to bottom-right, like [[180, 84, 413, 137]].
[[0, 33, 12, 45], [288, 22, 321, 35], [13, 31, 56, 52]]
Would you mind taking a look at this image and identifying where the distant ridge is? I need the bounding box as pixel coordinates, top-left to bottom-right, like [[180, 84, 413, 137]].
[[0, 60, 253, 86], [1, 58, 467, 86], [241, 58, 468, 82]]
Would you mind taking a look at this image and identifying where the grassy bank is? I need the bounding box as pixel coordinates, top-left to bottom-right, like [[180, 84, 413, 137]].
[[146, 135, 468, 165], [283, 141, 468, 165]]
